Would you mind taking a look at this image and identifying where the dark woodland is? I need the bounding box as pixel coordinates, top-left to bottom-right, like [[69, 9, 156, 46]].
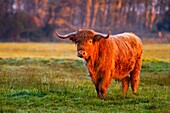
[[0, 0, 170, 42]]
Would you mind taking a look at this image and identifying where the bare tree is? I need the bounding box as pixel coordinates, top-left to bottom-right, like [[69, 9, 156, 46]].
[[83, 0, 92, 28], [91, 0, 99, 28], [145, 0, 149, 29], [149, 0, 157, 29]]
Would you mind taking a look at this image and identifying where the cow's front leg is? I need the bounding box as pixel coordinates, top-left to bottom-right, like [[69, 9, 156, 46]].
[[95, 83, 100, 98], [95, 81, 106, 100], [89, 74, 102, 99], [95, 73, 112, 100]]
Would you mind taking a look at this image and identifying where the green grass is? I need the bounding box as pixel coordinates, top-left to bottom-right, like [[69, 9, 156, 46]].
[[0, 43, 170, 112]]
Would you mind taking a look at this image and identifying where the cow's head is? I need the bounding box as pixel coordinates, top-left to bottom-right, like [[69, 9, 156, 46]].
[[56, 29, 110, 60]]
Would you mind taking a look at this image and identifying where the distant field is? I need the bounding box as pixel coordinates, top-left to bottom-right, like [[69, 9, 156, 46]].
[[0, 43, 170, 112], [0, 43, 77, 59], [143, 44, 170, 62], [0, 43, 170, 62]]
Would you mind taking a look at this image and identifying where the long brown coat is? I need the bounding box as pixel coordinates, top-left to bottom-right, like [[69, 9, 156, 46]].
[[56, 29, 143, 99]]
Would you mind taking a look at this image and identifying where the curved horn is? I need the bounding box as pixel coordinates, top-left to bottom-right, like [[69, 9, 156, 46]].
[[56, 32, 76, 39], [106, 31, 111, 38], [96, 31, 110, 39], [94, 31, 111, 41]]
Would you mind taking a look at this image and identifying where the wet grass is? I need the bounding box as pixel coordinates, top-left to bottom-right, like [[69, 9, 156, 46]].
[[0, 43, 170, 112]]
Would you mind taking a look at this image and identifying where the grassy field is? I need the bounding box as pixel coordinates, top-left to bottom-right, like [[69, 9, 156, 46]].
[[0, 43, 170, 113]]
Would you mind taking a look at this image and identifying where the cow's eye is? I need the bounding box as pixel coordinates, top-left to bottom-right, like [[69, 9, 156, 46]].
[[88, 40, 92, 44]]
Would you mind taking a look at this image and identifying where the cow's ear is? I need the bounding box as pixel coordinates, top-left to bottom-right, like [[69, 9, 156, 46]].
[[69, 34, 76, 42], [93, 35, 102, 42]]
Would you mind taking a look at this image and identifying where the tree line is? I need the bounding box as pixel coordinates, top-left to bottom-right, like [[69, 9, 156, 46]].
[[0, 0, 170, 42]]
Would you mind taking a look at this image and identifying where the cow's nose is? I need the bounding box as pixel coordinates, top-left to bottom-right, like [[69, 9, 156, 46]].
[[77, 50, 87, 58]]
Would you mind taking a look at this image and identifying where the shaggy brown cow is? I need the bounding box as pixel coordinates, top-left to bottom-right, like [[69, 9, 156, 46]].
[[56, 29, 143, 99]]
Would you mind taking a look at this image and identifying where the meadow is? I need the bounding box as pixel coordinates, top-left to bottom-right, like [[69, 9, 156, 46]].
[[0, 43, 170, 113]]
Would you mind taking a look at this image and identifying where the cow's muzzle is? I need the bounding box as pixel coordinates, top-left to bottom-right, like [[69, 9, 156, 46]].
[[77, 50, 87, 58]]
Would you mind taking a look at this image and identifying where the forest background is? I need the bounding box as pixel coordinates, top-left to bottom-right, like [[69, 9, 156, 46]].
[[0, 0, 170, 42]]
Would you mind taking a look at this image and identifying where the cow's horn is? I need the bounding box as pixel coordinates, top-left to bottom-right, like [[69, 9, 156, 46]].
[[56, 32, 76, 39], [95, 31, 111, 39], [104, 31, 111, 39]]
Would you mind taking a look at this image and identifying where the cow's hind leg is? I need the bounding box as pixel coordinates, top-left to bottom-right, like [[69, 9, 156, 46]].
[[121, 76, 130, 95], [130, 57, 142, 94]]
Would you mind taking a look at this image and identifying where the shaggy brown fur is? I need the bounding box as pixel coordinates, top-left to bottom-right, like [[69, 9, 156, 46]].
[[56, 29, 143, 100]]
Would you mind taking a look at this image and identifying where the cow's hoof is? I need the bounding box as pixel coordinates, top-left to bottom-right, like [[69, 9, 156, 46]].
[[133, 92, 139, 96], [98, 95, 105, 100]]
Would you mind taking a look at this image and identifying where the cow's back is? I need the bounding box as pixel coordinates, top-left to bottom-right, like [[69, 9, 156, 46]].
[[111, 33, 143, 79]]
